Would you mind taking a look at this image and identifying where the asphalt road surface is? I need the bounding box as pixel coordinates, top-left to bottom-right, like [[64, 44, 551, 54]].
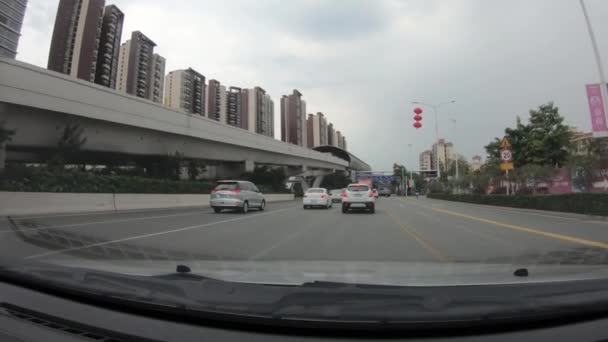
[[2, 197, 608, 265]]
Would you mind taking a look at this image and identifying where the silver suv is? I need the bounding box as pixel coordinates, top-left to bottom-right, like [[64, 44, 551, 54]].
[[210, 180, 266, 213]]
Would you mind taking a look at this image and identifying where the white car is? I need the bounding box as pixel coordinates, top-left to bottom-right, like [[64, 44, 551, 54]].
[[329, 189, 344, 203], [303, 188, 332, 209], [342, 183, 376, 214]]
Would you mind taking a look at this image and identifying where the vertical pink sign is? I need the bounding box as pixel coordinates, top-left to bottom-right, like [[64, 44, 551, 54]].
[[585, 84, 608, 133]]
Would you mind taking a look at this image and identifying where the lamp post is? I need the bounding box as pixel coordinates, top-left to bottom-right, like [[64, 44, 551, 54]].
[[411, 100, 456, 179], [580, 0, 608, 137]]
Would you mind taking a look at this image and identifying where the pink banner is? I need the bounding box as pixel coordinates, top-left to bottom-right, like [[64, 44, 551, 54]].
[[548, 168, 572, 194], [585, 84, 608, 133]]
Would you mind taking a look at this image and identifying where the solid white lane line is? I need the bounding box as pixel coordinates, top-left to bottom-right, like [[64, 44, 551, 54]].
[[7, 206, 207, 220], [3, 201, 300, 234], [24, 208, 293, 259]]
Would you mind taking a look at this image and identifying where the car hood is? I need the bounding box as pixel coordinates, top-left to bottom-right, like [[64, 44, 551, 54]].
[[39, 258, 608, 286]]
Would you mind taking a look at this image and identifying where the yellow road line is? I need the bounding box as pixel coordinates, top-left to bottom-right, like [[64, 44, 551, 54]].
[[401, 197, 523, 250], [383, 209, 453, 262], [431, 207, 608, 250]]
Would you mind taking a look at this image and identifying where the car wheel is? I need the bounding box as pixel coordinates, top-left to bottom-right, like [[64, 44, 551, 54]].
[[259, 200, 266, 211], [369, 204, 375, 214], [303, 205, 308, 209], [213, 207, 222, 214], [242, 201, 249, 214], [328, 202, 332, 209], [342, 204, 348, 213]]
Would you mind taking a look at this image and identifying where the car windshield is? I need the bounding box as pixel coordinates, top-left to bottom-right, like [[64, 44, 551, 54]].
[[307, 189, 325, 193], [348, 185, 370, 192], [215, 183, 239, 190], [2, 0, 608, 331]]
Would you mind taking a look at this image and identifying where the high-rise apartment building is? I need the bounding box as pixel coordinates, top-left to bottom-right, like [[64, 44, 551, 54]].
[[94, 4, 123, 88], [327, 123, 336, 146], [280, 89, 306, 146], [336, 131, 343, 149], [247, 87, 274, 137], [431, 139, 455, 171], [306, 112, 329, 148], [164, 68, 205, 115], [0, 0, 28, 58], [206, 79, 227, 123], [471, 155, 482, 172], [306, 114, 314, 148], [226, 86, 247, 129], [419, 150, 433, 171], [117, 31, 165, 103], [48, 0, 105, 82], [149, 53, 165, 103]]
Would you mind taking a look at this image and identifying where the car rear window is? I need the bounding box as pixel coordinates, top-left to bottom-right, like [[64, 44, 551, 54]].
[[215, 182, 239, 190], [307, 189, 325, 193], [348, 185, 369, 192]]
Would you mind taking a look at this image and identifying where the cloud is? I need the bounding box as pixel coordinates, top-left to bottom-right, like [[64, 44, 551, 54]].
[[16, 0, 608, 170]]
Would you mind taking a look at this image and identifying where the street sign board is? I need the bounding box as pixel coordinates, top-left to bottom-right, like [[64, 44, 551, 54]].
[[500, 149, 513, 162], [500, 162, 514, 171], [500, 136, 512, 149]]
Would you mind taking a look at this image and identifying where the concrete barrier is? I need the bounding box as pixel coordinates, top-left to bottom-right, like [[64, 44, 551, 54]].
[[0, 192, 115, 216], [0, 192, 295, 216]]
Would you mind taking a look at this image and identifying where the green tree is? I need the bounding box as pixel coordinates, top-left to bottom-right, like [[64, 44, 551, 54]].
[[0, 121, 16, 171], [485, 102, 572, 169], [48, 123, 87, 171], [187, 159, 206, 181], [320, 173, 351, 189], [515, 164, 553, 194]]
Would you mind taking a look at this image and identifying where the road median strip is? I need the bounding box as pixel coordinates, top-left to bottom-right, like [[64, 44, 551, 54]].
[[431, 207, 608, 250]]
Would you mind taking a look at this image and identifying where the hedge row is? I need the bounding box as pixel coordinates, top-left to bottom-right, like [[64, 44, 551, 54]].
[[427, 193, 608, 216], [0, 169, 216, 194]]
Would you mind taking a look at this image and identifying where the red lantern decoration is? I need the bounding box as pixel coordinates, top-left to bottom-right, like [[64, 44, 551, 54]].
[[414, 114, 422, 121], [414, 107, 423, 115], [413, 122, 422, 129]]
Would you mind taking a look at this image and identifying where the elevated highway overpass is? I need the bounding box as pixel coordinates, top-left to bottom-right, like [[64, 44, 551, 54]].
[[0, 58, 370, 178]]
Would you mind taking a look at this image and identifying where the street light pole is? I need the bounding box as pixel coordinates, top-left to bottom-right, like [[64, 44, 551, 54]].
[[451, 118, 459, 179], [411, 100, 455, 181], [580, 0, 608, 136]]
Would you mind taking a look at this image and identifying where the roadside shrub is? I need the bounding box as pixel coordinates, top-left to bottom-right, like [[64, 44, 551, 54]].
[[0, 167, 214, 194], [428, 193, 608, 216]]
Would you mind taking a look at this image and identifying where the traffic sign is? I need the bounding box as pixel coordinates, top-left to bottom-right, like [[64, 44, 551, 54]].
[[500, 136, 512, 149], [500, 149, 513, 162], [500, 162, 514, 171]]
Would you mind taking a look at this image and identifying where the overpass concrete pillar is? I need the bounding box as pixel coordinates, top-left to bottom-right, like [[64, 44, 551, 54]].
[[244, 160, 255, 173], [312, 175, 324, 188], [0, 143, 5, 171]]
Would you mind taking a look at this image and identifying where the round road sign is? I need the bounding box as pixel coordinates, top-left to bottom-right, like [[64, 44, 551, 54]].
[[500, 149, 513, 162]]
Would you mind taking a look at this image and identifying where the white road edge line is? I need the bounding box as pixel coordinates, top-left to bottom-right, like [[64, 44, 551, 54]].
[[1, 211, 212, 234], [24, 207, 293, 259]]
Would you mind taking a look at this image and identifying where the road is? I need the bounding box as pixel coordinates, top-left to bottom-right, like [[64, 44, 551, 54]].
[[2, 196, 608, 267]]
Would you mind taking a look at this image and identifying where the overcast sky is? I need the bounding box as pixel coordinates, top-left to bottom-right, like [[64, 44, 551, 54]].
[[17, 0, 608, 171]]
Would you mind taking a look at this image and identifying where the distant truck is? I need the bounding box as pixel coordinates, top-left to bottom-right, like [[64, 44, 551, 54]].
[[378, 187, 391, 197]]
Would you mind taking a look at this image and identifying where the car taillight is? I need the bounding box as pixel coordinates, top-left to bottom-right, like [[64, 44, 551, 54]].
[[342, 191, 347, 197], [369, 191, 374, 197], [321, 195, 327, 199], [211, 189, 218, 193], [230, 189, 241, 193]]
